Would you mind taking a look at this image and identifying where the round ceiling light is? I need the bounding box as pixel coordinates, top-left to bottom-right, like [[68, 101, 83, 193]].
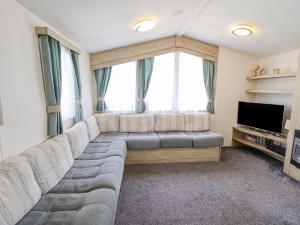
[[134, 19, 155, 32], [232, 25, 254, 36]]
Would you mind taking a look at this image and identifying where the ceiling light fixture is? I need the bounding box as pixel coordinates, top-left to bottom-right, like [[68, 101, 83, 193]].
[[134, 19, 155, 32], [232, 25, 254, 37]]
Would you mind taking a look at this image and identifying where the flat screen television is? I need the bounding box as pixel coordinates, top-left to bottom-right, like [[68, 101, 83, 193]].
[[237, 101, 284, 134]]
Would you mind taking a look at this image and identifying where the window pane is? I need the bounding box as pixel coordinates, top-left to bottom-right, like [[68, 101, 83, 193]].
[[146, 53, 175, 111], [105, 62, 136, 111], [178, 52, 207, 111], [60, 46, 76, 123]]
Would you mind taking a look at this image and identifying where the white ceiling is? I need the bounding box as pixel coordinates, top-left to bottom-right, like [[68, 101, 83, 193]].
[[16, 0, 300, 56]]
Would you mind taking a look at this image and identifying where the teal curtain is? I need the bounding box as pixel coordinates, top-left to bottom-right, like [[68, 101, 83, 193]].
[[94, 67, 112, 112], [39, 35, 63, 136], [136, 57, 154, 112], [203, 59, 217, 113], [70, 50, 83, 123]]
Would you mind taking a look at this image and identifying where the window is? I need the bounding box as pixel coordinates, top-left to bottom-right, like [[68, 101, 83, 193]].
[[60, 46, 76, 125], [146, 53, 175, 111], [146, 52, 207, 112], [105, 61, 136, 111], [103, 52, 208, 112], [178, 53, 207, 111]]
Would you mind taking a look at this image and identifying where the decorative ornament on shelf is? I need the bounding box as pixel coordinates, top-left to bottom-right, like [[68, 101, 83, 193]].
[[273, 68, 280, 75], [250, 65, 264, 76]]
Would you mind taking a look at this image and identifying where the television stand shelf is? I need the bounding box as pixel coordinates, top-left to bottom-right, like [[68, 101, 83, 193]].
[[232, 125, 286, 162]]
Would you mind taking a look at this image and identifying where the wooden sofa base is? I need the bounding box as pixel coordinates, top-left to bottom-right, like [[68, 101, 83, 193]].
[[125, 147, 222, 165]]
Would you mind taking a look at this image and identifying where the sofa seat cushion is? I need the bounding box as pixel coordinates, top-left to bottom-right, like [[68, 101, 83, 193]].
[[77, 141, 127, 161], [126, 132, 160, 150], [0, 157, 41, 225], [188, 131, 224, 147], [49, 142, 126, 194], [22, 134, 74, 194], [72, 156, 124, 169], [157, 132, 193, 148], [64, 162, 124, 180], [93, 132, 128, 143], [17, 189, 117, 225], [49, 166, 123, 194]]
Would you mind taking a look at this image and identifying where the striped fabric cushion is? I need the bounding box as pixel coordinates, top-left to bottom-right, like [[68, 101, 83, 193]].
[[22, 134, 74, 194], [65, 122, 90, 159], [120, 114, 155, 132], [95, 113, 120, 133], [0, 156, 41, 225], [184, 112, 210, 131], [85, 115, 100, 141], [155, 113, 185, 131]]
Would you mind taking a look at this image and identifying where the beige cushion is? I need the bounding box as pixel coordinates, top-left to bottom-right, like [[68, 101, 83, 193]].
[[120, 114, 155, 132], [95, 113, 120, 133], [0, 156, 41, 225], [22, 134, 74, 194], [65, 121, 90, 159], [184, 112, 210, 131], [85, 115, 100, 141], [155, 113, 185, 131]]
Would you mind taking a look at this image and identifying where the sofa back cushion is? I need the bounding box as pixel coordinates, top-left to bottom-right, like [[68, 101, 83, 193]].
[[65, 121, 90, 159], [184, 112, 210, 131], [95, 113, 120, 133], [85, 115, 100, 141], [0, 156, 41, 225], [155, 113, 185, 131], [22, 134, 74, 194], [120, 114, 155, 132]]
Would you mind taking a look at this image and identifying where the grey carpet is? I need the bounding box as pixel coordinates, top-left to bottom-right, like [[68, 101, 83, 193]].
[[115, 147, 300, 225]]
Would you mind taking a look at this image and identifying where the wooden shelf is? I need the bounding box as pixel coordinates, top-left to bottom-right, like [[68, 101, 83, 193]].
[[233, 125, 287, 144], [232, 125, 286, 162], [245, 89, 294, 94], [232, 136, 284, 162], [247, 72, 297, 80]]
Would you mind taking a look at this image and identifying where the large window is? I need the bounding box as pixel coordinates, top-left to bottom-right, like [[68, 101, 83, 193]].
[[60, 46, 76, 125], [105, 61, 136, 111], [104, 52, 208, 112]]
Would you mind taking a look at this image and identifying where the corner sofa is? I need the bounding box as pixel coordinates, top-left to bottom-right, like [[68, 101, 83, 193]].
[[0, 112, 223, 225]]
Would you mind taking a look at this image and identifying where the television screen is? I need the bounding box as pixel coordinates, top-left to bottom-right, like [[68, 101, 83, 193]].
[[238, 101, 284, 134]]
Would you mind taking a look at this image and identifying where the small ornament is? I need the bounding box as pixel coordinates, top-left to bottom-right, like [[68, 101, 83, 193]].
[[273, 68, 280, 75], [253, 65, 264, 76]]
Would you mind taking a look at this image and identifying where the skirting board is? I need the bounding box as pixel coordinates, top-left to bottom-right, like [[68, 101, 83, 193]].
[[125, 147, 222, 165]]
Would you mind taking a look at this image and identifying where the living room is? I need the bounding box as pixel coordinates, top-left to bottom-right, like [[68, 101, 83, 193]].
[[1, 0, 300, 225]]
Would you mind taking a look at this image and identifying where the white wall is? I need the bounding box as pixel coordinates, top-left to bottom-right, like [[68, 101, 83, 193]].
[[0, 0, 94, 160], [254, 50, 299, 113], [210, 47, 257, 146]]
